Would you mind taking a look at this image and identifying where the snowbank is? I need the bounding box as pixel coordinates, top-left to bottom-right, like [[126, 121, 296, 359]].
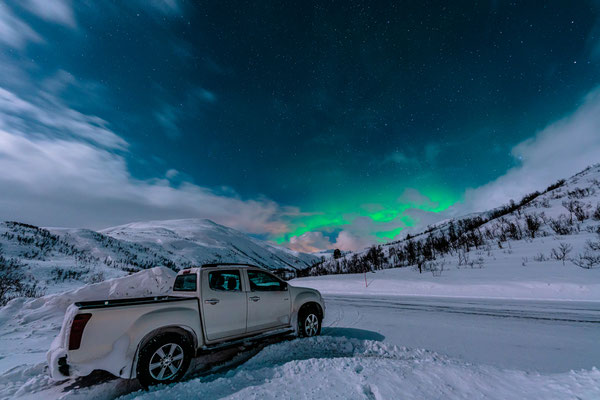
[[0, 268, 176, 398], [120, 336, 600, 400]]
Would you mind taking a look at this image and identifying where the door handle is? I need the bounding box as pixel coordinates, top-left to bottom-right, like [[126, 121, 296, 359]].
[[204, 299, 220, 305], [249, 296, 260, 302]]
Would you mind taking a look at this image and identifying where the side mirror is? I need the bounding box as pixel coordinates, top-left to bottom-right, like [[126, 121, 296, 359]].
[[281, 282, 288, 291]]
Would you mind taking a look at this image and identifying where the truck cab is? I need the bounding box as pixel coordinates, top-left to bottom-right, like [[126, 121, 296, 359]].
[[179, 265, 295, 343]]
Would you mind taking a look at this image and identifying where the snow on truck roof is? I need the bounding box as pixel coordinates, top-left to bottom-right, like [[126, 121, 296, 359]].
[[177, 263, 266, 274]]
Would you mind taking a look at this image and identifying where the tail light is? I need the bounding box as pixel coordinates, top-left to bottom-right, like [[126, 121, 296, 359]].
[[69, 313, 92, 350]]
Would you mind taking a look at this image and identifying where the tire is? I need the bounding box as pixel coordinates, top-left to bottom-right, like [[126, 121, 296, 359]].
[[136, 332, 193, 388], [298, 307, 321, 338]]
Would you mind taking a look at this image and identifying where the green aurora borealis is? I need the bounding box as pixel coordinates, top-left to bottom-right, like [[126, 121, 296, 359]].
[[273, 186, 460, 244]]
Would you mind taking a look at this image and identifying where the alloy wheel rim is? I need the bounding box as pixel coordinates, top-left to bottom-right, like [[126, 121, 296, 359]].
[[305, 313, 318, 336], [149, 343, 184, 381]]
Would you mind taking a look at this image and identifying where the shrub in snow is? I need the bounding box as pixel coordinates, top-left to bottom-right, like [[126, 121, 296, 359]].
[[593, 203, 600, 221], [524, 214, 542, 238], [548, 215, 574, 235], [562, 200, 588, 223], [571, 238, 600, 269], [0, 248, 42, 306], [550, 243, 572, 266]]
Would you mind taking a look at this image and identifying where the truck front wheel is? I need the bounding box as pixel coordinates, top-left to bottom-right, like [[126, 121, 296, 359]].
[[298, 307, 322, 337], [137, 332, 193, 388]]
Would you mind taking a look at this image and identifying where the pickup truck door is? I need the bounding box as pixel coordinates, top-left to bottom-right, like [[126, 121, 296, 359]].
[[201, 269, 247, 341], [245, 270, 291, 332]]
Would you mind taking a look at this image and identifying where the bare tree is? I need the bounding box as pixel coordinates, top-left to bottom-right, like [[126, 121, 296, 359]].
[[593, 203, 600, 221], [571, 239, 600, 269], [562, 200, 587, 223], [524, 214, 542, 238], [550, 243, 572, 265]]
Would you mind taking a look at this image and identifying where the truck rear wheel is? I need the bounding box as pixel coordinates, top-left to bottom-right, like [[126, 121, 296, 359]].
[[298, 306, 321, 337], [137, 332, 193, 388]]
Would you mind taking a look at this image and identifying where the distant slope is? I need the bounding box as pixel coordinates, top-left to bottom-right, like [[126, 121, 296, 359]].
[[306, 163, 600, 276], [0, 219, 318, 297], [100, 218, 318, 271]]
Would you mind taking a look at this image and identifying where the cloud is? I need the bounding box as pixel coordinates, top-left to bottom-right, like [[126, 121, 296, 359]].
[[385, 151, 415, 165], [384, 142, 442, 167], [165, 169, 179, 179], [288, 232, 334, 253], [0, 3, 42, 49], [144, 0, 182, 15], [0, 87, 127, 150], [461, 87, 600, 213], [0, 86, 297, 235], [19, 0, 76, 28], [333, 230, 374, 252], [154, 104, 182, 139]]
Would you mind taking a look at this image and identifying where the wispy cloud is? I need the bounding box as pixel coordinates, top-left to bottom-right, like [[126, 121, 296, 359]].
[[154, 86, 217, 139], [18, 0, 77, 28], [0, 85, 297, 235], [0, 3, 42, 49], [461, 86, 600, 213], [144, 0, 182, 15], [0, 87, 127, 150], [154, 103, 182, 139], [383, 142, 442, 167]]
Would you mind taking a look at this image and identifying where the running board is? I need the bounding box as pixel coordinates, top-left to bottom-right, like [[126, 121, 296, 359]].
[[198, 328, 295, 354]]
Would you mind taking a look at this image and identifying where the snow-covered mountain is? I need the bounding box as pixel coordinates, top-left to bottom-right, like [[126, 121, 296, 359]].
[[0, 218, 319, 297], [307, 163, 600, 276], [100, 218, 318, 272]]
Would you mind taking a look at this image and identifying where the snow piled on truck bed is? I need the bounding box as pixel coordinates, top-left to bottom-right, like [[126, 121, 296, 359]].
[[0, 268, 175, 398], [121, 336, 600, 400]]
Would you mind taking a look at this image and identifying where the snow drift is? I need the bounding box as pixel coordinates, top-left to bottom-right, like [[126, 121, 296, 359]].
[[121, 336, 600, 400]]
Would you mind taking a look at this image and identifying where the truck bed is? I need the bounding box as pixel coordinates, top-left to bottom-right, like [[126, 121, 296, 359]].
[[75, 295, 195, 310]]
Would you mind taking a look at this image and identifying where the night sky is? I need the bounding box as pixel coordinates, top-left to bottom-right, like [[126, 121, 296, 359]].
[[1, 1, 600, 251]]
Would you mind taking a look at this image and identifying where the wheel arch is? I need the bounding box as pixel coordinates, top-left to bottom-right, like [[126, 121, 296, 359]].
[[130, 325, 197, 378], [298, 301, 324, 321]]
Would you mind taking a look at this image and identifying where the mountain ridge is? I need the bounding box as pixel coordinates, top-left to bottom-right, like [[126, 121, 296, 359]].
[[0, 218, 319, 298]]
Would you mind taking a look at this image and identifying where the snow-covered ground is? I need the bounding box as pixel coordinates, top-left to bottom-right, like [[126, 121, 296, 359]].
[[321, 295, 600, 373], [1, 266, 599, 399], [119, 336, 600, 400], [291, 241, 600, 301]]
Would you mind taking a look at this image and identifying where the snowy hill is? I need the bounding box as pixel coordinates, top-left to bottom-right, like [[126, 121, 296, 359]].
[[100, 218, 318, 272], [304, 164, 600, 277], [0, 218, 318, 299]]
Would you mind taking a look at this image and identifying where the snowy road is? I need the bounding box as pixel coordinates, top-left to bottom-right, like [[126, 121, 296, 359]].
[[322, 295, 600, 373]]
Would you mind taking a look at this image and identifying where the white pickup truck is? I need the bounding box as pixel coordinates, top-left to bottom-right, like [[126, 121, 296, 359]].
[[47, 263, 324, 387]]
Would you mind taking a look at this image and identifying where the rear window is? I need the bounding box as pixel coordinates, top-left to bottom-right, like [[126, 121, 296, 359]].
[[173, 273, 197, 291]]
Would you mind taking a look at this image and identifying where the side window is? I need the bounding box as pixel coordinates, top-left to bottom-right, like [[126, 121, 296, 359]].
[[247, 270, 286, 292], [209, 270, 241, 292], [173, 273, 197, 291]]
